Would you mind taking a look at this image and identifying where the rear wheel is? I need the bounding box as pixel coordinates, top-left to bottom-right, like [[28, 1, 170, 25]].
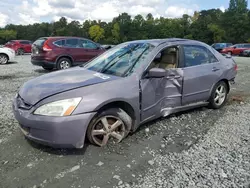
[[208, 81, 228, 109], [0, 54, 8, 64], [87, 108, 132, 147], [56, 57, 72, 70], [17, 48, 24, 55]]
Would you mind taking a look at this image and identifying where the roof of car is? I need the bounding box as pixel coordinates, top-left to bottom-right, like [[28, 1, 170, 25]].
[[124, 38, 202, 46], [45, 36, 88, 40]]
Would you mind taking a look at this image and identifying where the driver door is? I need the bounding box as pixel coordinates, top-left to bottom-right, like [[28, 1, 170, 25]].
[[140, 46, 184, 123]]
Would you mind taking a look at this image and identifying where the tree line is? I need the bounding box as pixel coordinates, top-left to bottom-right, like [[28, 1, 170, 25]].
[[0, 0, 249, 45]]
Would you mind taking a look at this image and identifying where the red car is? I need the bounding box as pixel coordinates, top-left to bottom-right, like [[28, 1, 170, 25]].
[[4, 40, 32, 55], [31, 37, 106, 70], [221, 43, 250, 55]]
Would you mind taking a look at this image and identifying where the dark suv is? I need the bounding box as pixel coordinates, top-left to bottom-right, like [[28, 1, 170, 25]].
[[31, 37, 105, 70]]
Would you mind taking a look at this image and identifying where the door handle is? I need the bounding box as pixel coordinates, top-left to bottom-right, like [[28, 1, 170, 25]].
[[212, 67, 220, 72]]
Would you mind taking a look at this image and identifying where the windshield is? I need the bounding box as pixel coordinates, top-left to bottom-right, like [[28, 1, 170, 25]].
[[83, 42, 155, 77]]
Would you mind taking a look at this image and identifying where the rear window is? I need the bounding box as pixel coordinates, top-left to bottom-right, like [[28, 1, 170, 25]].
[[33, 38, 47, 47]]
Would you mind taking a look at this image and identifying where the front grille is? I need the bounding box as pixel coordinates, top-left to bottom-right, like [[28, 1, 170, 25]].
[[16, 95, 32, 110]]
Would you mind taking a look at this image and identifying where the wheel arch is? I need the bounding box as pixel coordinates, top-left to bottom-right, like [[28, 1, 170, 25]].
[[56, 55, 74, 64], [209, 79, 230, 96], [0, 53, 9, 60], [95, 100, 136, 131]]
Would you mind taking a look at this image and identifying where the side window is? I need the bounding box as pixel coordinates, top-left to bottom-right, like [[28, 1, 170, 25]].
[[65, 39, 79, 48], [149, 46, 179, 70], [183, 45, 210, 67], [243, 44, 250, 48], [207, 49, 219, 63], [79, 40, 98, 49], [20, 41, 29, 44], [54, 40, 65, 47]]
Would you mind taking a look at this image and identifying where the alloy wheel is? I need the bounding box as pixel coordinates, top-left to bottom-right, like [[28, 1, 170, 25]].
[[214, 84, 226, 106], [60, 60, 70, 69], [0, 55, 8, 64], [91, 116, 126, 146]]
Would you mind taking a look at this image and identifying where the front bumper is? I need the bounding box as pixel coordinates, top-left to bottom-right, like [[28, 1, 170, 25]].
[[13, 100, 96, 148]]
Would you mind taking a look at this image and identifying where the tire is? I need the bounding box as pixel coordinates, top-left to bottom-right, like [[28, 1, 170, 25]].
[[87, 108, 132, 147], [208, 81, 228, 109], [42, 66, 53, 71], [56, 57, 72, 70], [227, 51, 232, 56], [0, 54, 8, 65], [17, 48, 24, 55]]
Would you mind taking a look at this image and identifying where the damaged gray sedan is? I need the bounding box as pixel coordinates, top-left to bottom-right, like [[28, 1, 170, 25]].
[[13, 38, 237, 148]]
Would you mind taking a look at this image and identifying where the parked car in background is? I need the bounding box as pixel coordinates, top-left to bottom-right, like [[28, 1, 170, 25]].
[[211, 43, 233, 53], [31, 37, 106, 70], [0, 47, 16, 64], [221, 43, 250, 55], [13, 38, 237, 148], [4, 40, 32, 55], [240, 49, 250, 57]]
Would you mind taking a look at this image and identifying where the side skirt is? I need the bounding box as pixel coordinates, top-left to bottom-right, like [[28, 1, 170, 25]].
[[161, 101, 209, 117]]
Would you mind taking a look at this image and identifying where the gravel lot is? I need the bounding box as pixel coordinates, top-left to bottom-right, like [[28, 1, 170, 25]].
[[0, 55, 249, 188]]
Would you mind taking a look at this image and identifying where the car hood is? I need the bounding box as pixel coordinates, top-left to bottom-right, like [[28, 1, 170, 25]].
[[19, 67, 120, 105]]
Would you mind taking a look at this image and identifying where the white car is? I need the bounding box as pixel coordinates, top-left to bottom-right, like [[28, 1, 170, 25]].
[[0, 47, 16, 64]]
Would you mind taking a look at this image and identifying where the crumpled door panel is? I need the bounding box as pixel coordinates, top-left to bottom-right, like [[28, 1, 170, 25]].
[[140, 68, 183, 122]]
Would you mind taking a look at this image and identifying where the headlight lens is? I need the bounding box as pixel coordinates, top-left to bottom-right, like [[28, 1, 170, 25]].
[[34, 98, 82, 116]]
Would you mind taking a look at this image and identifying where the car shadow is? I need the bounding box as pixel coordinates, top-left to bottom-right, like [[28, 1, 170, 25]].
[[34, 69, 54, 74], [5, 61, 18, 65], [26, 138, 88, 156]]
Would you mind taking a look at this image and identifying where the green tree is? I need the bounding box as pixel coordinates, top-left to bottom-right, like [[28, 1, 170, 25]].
[[0, 29, 17, 42], [222, 0, 248, 43], [208, 24, 225, 42], [111, 23, 120, 44], [88, 25, 105, 42]]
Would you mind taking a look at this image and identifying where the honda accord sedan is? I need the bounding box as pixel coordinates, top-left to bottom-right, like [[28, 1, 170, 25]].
[[13, 38, 237, 148]]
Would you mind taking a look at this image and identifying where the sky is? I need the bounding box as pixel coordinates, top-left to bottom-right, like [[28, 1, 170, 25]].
[[0, 0, 249, 27]]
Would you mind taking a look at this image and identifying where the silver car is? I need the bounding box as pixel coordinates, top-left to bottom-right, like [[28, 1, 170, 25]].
[[13, 38, 237, 148]]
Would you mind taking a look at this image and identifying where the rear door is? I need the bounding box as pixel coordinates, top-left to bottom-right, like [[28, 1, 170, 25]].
[[63, 38, 80, 63], [181, 45, 222, 105], [20, 41, 30, 53]]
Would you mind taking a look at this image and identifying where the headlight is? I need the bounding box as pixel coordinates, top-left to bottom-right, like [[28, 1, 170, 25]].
[[34, 98, 82, 116]]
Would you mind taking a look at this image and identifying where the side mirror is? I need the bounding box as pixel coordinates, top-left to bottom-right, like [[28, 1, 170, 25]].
[[146, 68, 166, 78]]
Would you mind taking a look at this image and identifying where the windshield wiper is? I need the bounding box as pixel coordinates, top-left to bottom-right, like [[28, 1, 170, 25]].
[[123, 45, 150, 77], [100, 45, 140, 73]]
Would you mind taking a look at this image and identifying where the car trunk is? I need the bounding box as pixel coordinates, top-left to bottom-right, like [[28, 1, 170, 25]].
[[32, 37, 47, 56]]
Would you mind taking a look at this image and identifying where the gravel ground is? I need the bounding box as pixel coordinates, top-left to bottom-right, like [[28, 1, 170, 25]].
[[0, 55, 249, 188]]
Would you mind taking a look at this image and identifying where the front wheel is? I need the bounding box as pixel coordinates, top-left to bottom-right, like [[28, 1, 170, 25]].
[[227, 51, 232, 56], [0, 54, 8, 64], [87, 108, 132, 147], [208, 81, 228, 109]]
